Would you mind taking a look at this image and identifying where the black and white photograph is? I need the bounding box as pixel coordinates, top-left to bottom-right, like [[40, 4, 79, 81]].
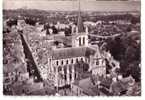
[[3, 0, 141, 96]]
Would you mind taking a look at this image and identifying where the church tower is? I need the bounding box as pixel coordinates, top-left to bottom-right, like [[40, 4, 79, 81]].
[[72, 0, 89, 47]]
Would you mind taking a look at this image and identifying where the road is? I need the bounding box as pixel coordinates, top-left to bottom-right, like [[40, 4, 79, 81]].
[[19, 31, 43, 82]]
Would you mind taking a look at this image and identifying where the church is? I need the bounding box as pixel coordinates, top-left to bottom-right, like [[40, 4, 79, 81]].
[[47, 8, 106, 89]]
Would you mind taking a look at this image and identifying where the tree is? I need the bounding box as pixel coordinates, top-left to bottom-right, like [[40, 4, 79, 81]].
[[53, 41, 59, 46], [46, 29, 50, 35], [105, 34, 141, 82], [7, 19, 17, 27], [64, 27, 71, 36], [25, 18, 36, 26], [52, 26, 58, 34], [106, 37, 126, 61]]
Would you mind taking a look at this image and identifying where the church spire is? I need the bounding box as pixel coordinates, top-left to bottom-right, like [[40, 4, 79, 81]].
[[72, 0, 89, 47], [77, 0, 85, 33]]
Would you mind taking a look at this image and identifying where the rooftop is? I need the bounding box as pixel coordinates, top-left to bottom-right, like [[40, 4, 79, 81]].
[[51, 46, 96, 60], [73, 77, 99, 96]]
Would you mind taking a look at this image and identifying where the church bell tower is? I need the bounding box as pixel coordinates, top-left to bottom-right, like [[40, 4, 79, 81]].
[[72, 0, 89, 47]]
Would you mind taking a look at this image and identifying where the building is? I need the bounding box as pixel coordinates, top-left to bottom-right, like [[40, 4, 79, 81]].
[[46, 6, 107, 91], [71, 77, 100, 96]]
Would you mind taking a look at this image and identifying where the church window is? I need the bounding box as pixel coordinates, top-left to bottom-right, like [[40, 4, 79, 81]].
[[76, 58, 79, 63], [56, 61, 59, 66], [64, 74, 67, 81], [83, 37, 85, 45], [80, 58, 83, 61], [79, 37, 81, 46], [75, 73, 77, 79], [70, 74, 72, 81], [66, 60, 68, 64], [61, 60, 63, 65], [71, 59, 73, 64]]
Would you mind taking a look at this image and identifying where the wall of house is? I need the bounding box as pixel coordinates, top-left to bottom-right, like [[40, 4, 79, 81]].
[[47, 57, 55, 81]]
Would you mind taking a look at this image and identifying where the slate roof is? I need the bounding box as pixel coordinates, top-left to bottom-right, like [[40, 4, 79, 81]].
[[73, 77, 101, 96], [51, 47, 96, 60]]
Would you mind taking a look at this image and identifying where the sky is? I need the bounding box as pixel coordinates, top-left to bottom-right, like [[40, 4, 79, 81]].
[[3, 0, 140, 11]]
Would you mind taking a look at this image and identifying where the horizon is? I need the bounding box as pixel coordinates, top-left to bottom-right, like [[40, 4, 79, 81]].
[[3, 0, 140, 12]]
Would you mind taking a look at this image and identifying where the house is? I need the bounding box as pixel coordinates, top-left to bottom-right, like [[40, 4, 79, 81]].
[[109, 75, 135, 96], [71, 77, 99, 96]]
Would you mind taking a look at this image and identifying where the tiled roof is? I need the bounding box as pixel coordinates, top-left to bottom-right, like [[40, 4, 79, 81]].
[[51, 47, 96, 60], [110, 81, 127, 94], [73, 77, 97, 96]]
